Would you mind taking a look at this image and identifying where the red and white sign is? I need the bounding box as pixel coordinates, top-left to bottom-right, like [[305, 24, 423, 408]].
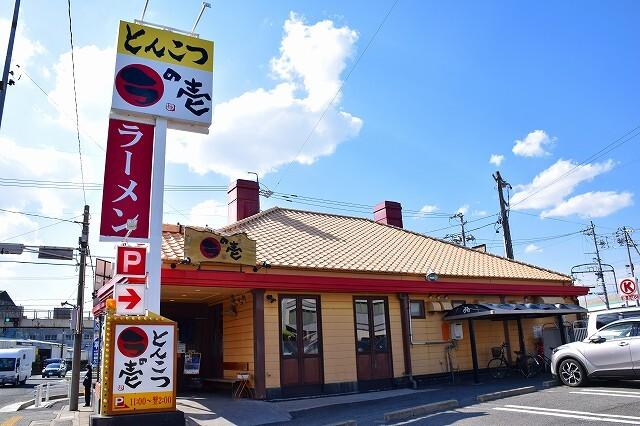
[[99, 119, 155, 242], [114, 284, 146, 315], [116, 246, 147, 278], [618, 277, 639, 301]]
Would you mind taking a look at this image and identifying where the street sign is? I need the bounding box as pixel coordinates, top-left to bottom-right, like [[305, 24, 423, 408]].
[[38, 246, 74, 260], [618, 277, 639, 301], [115, 245, 147, 277], [101, 313, 176, 416], [0, 243, 24, 255], [114, 284, 145, 315]]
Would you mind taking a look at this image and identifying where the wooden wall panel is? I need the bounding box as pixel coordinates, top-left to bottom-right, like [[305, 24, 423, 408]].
[[223, 292, 255, 382]]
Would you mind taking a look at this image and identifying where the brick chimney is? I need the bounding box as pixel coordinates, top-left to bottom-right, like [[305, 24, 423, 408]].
[[228, 179, 260, 223], [374, 201, 403, 228]]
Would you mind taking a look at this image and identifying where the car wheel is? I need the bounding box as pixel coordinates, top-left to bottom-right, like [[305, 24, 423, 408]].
[[559, 358, 586, 387]]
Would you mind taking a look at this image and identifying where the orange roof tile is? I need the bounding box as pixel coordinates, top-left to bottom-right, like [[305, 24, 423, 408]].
[[161, 207, 571, 282]]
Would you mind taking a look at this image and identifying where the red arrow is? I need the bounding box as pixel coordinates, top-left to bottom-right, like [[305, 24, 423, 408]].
[[118, 288, 142, 310]]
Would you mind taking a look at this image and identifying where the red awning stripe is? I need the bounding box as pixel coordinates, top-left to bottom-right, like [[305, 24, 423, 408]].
[[161, 269, 588, 296]]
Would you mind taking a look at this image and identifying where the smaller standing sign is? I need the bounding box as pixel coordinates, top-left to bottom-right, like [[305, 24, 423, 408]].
[[114, 284, 146, 315], [618, 277, 639, 301], [116, 245, 147, 278], [102, 313, 177, 415]]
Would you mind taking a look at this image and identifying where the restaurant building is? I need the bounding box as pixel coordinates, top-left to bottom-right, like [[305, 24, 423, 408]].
[[102, 179, 588, 399]]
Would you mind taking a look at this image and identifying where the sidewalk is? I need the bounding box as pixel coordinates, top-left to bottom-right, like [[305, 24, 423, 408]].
[[42, 375, 556, 425]]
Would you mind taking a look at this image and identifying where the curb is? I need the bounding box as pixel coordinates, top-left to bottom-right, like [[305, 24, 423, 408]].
[[476, 386, 536, 402], [384, 399, 459, 422], [324, 421, 357, 426], [542, 380, 559, 388]]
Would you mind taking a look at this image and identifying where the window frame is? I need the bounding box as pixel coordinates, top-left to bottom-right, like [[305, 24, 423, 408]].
[[409, 300, 426, 319]]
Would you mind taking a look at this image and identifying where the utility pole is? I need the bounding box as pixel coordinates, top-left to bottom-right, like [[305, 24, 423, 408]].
[[493, 171, 514, 259], [450, 213, 468, 246], [0, 0, 21, 130], [588, 221, 609, 309], [69, 205, 89, 411], [619, 227, 638, 307]]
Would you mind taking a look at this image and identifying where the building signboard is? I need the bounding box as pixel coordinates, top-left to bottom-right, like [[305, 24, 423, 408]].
[[99, 119, 155, 242], [101, 313, 176, 415], [618, 277, 639, 301], [111, 21, 214, 127], [184, 227, 256, 266]]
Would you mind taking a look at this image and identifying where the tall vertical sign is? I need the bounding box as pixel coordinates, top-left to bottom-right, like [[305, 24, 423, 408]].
[[100, 120, 155, 241], [101, 20, 214, 314]]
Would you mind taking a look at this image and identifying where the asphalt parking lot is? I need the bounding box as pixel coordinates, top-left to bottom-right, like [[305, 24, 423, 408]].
[[394, 381, 640, 425]]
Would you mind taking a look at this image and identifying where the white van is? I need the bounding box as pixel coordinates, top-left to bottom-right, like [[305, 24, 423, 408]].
[[0, 348, 35, 386], [586, 306, 640, 336]]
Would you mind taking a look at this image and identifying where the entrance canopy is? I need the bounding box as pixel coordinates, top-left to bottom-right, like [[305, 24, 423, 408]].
[[443, 303, 587, 321]]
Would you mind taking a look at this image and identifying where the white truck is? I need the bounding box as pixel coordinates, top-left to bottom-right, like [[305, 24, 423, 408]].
[[0, 348, 35, 386]]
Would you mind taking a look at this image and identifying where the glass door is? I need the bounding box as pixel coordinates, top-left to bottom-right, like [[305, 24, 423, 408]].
[[354, 297, 393, 386], [280, 295, 323, 395]]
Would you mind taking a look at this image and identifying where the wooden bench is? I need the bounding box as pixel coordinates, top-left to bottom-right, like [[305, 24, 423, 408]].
[[203, 362, 251, 398]]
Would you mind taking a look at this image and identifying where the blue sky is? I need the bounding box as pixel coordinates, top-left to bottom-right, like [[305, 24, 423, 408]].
[[0, 0, 638, 311]]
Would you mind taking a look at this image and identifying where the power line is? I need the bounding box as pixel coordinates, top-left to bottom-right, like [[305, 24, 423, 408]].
[[426, 213, 499, 234], [0, 207, 81, 223], [511, 125, 640, 209], [272, 0, 400, 191], [0, 214, 82, 243], [0, 260, 78, 266], [66, 0, 86, 204]]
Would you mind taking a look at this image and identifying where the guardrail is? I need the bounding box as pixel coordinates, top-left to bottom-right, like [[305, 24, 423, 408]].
[[33, 382, 69, 408]]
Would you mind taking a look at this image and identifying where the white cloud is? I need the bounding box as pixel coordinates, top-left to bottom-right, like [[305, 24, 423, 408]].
[[541, 191, 633, 218], [510, 159, 615, 210], [188, 200, 228, 229], [457, 205, 469, 215], [489, 154, 504, 167], [419, 204, 438, 213], [0, 18, 45, 72], [166, 13, 363, 178], [524, 244, 542, 254], [512, 130, 555, 157], [0, 136, 88, 216], [48, 45, 115, 141]]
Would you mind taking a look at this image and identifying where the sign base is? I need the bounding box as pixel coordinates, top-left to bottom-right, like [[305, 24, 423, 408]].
[[91, 410, 184, 426]]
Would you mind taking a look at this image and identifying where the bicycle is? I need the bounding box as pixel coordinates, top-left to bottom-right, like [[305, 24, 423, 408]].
[[487, 343, 540, 379], [531, 347, 555, 375]]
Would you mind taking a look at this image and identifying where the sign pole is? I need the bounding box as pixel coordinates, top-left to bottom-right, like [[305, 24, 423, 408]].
[[147, 117, 167, 314]]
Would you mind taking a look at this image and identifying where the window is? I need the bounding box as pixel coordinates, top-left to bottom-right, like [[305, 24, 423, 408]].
[[410, 300, 425, 319], [597, 322, 635, 340], [44, 334, 57, 341]]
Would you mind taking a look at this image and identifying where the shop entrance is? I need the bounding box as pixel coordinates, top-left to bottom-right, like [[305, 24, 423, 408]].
[[279, 295, 324, 396], [353, 297, 393, 389]]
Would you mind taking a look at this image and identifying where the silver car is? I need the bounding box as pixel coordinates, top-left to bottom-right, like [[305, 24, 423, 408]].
[[551, 318, 640, 386]]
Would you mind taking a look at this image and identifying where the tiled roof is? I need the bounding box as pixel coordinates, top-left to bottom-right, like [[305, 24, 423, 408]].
[[161, 208, 571, 282]]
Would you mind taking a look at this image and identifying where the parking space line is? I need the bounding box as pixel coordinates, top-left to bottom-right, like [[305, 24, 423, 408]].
[[503, 405, 640, 421], [573, 389, 640, 396], [493, 407, 640, 424], [570, 391, 640, 399]]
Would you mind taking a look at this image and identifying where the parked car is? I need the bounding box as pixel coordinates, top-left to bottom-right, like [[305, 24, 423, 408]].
[[42, 363, 66, 378], [551, 318, 640, 386], [587, 306, 640, 336]]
